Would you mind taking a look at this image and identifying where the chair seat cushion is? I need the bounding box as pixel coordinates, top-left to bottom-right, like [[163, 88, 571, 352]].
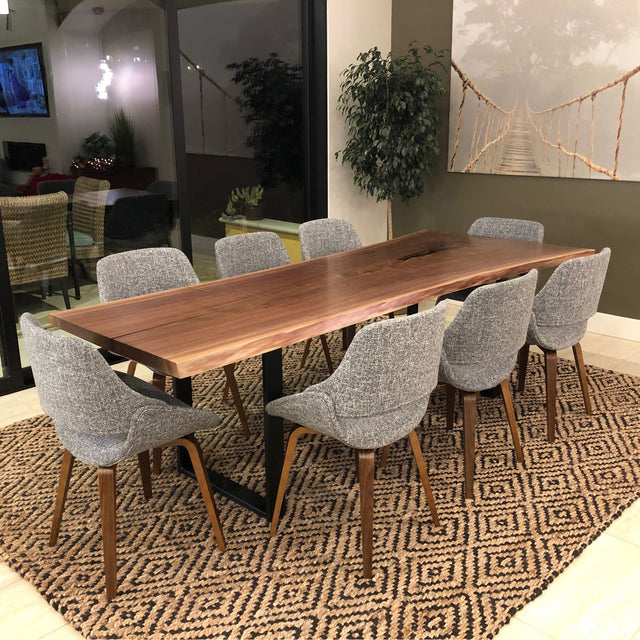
[[266, 389, 429, 450], [54, 371, 219, 467]]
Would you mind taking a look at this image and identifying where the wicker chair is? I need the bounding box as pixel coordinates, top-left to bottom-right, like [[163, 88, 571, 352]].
[[0, 192, 71, 308], [69, 176, 110, 295]]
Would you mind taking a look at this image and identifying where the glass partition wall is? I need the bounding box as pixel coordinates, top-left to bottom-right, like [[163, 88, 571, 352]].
[[0, 0, 326, 393]]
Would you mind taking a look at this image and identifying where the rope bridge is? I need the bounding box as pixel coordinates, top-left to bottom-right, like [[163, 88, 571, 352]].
[[180, 49, 243, 155], [450, 60, 640, 179]]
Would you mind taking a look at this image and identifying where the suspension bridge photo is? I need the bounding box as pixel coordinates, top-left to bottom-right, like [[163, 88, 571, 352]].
[[447, 0, 640, 182]]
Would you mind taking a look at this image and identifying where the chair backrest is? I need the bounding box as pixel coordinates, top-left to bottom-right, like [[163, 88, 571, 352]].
[[299, 218, 362, 260], [215, 231, 291, 278], [0, 192, 68, 286], [97, 247, 199, 302], [530, 248, 611, 347], [148, 180, 178, 229], [71, 176, 110, 243], [20, 313, 141, 436], [468, 217, 544, 243], [104, 194, 170, 248], [441, 270, 538, 390], [312, 302, 447, 418], [36, 179, 76, 196]]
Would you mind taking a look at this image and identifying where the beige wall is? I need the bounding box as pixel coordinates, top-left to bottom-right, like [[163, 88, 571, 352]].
[[392, 0, 639, 319], [326, 0, 391, 246]]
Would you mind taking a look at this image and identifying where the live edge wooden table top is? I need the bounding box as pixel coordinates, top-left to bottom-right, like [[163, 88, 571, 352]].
[[49, 230, 593, 380]]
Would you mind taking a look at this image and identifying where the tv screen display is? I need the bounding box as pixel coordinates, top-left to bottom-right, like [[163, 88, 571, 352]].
[[0, 42, 50, 117]]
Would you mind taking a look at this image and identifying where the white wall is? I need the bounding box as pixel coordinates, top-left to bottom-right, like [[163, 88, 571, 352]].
[[0, 0, 60, 181], [326, 0, 391, 246]]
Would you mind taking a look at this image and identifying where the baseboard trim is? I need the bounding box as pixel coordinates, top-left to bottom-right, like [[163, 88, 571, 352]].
[[443, 299, 640, 343]]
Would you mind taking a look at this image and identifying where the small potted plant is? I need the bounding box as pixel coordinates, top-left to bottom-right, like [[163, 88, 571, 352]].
[[225, 185, 264, 220]]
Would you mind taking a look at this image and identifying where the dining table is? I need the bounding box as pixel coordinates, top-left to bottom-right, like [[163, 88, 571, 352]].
[[49, 229, 594, 519]]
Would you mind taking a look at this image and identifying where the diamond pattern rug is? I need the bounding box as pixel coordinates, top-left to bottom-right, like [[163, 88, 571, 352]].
[[1, 334, 639, 639]]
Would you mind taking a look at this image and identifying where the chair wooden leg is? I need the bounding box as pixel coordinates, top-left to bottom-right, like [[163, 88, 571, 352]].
[[357, 449, 375, 579], [319, 334, 334, 374], [151, 373, 167, 474], [137, 451, 152, 500], [379, 445, 390, 468], [543, 348, 558, 442], [445, 383, 456, 429], [49, 449, 74, 546], [270, 426, 316, 537], [126, 360, 137, 376], [98, 465, 118, 602], [408, 430, 440, 526], [299, 338, 312, 369], [500, 379, 523, 463], [462, 391, 477, 500], [171, 435, 226, 551], [223, 363, 250, 437], [573, 342, 593, 415], [517, 344, 530, 393]]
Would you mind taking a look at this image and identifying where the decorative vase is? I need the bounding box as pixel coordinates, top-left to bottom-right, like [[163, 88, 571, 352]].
[[245, 204, 264, 220]]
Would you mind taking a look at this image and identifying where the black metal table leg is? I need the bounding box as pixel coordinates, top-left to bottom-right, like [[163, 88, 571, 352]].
[[407, 303, 419, 315], [174, 351, 285, 520]]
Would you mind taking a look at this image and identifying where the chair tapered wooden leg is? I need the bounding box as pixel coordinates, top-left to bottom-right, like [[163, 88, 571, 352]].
[[98, 465, 117, 602], [137, 451, 152, 500], [445, 383, 456, 429], [462, 391, 477, 500], [319, 334, 334, 374], [500, 379, 523, 463], [270, 426, 316, 537], [223, 364, 250, 437], [49, 449, 74, 546], [126, 360, 137, 376], [357, 449, 375, 579], [172, 435, 226, 551], [408, 430, 440, 526], [543, 349, 558, 442], [517, 344, 530, 393], [379, 445, 390, 469], [299, 338, 312, 369], [151, 373, 167, 474], [573, 342, 592, 415]]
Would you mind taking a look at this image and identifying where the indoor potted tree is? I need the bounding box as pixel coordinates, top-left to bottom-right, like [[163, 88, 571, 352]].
[[336, 44, 447, 239]]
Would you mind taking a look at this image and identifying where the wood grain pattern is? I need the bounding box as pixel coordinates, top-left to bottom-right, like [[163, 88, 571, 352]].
[[50, 230, 594, 379]]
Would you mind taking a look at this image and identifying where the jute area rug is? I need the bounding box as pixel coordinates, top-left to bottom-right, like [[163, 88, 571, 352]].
[[1, 334, 639, 640]]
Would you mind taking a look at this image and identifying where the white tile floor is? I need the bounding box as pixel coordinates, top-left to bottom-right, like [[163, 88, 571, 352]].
[[0, 326, 639, 640]]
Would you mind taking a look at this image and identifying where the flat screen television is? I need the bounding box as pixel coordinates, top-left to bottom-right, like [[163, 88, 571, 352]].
[[0, 42, 50, 117]]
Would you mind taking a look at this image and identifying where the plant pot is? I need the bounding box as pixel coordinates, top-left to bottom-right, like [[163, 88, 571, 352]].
[[245, 204, 264, 220]]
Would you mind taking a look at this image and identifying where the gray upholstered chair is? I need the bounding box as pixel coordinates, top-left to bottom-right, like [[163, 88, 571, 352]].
[[97, 248, 250, 476], [298, 218, 363, 373], [517, 248, 611, 442], [19, 313, 225, 601], [438, 217, 544, 304], [215, 231, 291, 279], [439, 270, 538, 499], [267, 302, 447, 578], [214, 231, 291, 402]]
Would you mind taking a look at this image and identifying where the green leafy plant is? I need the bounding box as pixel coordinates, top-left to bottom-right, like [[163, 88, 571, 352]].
[[109, 109, 136, 168], [337, 45, 447, 239], [224, 185, 264, 219], [227, 54, 303, 190], [81, 132, 113, 160]]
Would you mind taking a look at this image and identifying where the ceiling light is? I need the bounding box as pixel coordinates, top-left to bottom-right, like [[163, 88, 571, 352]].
[[0, 0, 10, 15]]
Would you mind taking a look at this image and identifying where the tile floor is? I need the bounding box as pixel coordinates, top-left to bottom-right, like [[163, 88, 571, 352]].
[[0, 321, 639, 640]]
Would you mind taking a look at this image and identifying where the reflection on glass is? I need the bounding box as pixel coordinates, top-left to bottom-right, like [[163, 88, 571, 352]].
[[0, 0, 178, 371], [178, 0, 304, 282]]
